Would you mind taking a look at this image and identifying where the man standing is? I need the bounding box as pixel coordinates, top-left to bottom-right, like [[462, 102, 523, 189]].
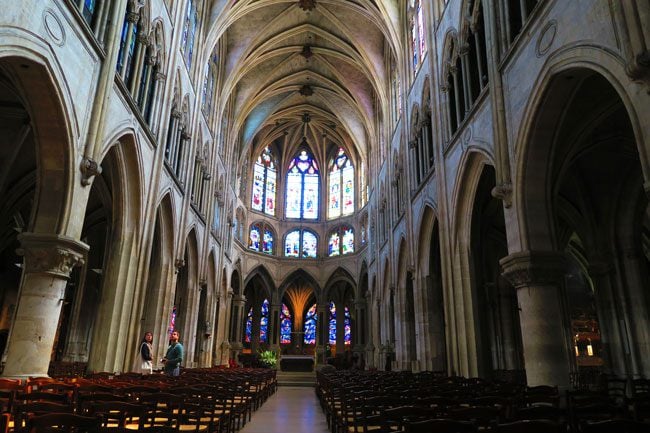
[[162, 331, 184, 376]]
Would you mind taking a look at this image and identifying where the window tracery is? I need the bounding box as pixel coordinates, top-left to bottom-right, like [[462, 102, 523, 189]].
[[251, 146, 277, 216], [284, 229, 318, 258], [286, 149, 319, 220], [328, 148, 354, 219], [248, 222, 274, 255]]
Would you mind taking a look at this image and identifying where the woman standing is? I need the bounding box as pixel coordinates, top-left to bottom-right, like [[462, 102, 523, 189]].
[[139, 331, 154, 375]]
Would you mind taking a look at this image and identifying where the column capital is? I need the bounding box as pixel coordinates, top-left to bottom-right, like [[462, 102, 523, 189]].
[[500, 250, 568, 289], [232, 294, 246, 304], [16, 233, 88, 278]]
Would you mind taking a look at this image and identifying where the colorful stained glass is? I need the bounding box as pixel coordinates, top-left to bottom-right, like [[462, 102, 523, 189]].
[[342, 228, 354, 255], [245, 307, 253, 343], [342, 162, 354, 215], [285, 230, 300, 257], [328, 148, 354, 218], [168, 306, 177, 335], [280, 304, 292, 344], [329, 169, 341, 217], [344, 306, 351, 345], [304, 304, 317, 345], [251, 164, 264, 211], [265, 169, 276, 215], [286, 149, 319, 219], [263, 230, 273, 254], [417, 2, 426, 61], [260, 299, 269, 343], [302, 231, 318, 258], [328, 302, 337, 345], [329, 232, 340, 257], [251, 147, 276, 215], [286, 169, 302, 219], [248, 226, 260, 251]]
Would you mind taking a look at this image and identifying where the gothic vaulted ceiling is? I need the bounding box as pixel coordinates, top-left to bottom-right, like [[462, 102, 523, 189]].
[[206, 0, 402, 163]]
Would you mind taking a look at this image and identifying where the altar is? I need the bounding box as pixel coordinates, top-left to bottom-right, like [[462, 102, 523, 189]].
[[279, 355, 314, 372]]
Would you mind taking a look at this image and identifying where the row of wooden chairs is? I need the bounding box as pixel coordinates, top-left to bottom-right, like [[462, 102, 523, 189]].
[[0, 367, 277, 432], [316, 370, 650, 433]]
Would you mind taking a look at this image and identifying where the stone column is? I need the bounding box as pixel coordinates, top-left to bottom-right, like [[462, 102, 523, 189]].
[[500, 251, 571, 389], [3, 233, 88, 378], [269, 303, 281, 352], [251, 302, 261, 353], [335, 302, 346, 355], [315, 303, 329, 364], [230, 294, 246, 361]]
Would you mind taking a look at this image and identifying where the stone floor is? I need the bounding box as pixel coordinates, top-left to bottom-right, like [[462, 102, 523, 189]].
[[240, 386, 329, 433]]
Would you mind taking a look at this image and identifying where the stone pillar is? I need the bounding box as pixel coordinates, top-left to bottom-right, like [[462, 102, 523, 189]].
[[269, 303, 281, 352], [587, 260, 629, 376], [315, 303, 329, 364], [3, 233, 88, 378], [251, 302, 261, 353], [230, 294, 246, 361], [500, 251, 571, 389], [335, 302, 346, 355]]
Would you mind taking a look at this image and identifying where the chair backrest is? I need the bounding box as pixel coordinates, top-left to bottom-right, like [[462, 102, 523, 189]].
[[27, 413, 100, 433], [514, 405, 563, 421], [581, 419, 650, 433], [496, 420, 565, 433], [407, 419, 477, 433]]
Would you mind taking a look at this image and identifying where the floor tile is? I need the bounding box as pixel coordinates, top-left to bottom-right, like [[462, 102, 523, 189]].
[[240, 387, 329, 433]]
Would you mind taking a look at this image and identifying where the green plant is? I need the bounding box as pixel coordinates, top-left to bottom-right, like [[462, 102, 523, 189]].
[[258, 350, 278, 369]]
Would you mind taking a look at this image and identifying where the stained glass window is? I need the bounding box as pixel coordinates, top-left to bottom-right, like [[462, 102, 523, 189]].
[[245, 307, 253, 343], [286, 149, 319, 219], [244, 300, 269, 343], [285, 229, 318, 258], [263, 229, 273, 254], [417, 2, 426, 61], [168, 306, 177, 335], [328, 226, 354, 256], [328, 232, 340, 257], [304, 304, 317, 345], [260, 299, 269, 343], [248, 225, 260, 251], [344, 306, 351, 345], [202, 52, 218, 115], [285, 230, 300, 257], [249, 223, 274, 255], [342, 227, 354, 255], [328, 302, 337, 345], [328, 148, 354, 219], [251, 147, 276, 215], [280, 303, 292, 344], [181, 0, 199, 68]]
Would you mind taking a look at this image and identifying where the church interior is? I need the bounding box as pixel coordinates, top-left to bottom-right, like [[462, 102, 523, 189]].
[[0, 0, 649, 431]]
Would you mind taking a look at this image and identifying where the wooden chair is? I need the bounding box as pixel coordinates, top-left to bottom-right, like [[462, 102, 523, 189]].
[[0, 413, 9, 433], [406, 419, 477, 433], [87, 401, 145, 431], [27, 413, 100, 433], [14, 401, 74, 433], [513, 405, 564, 422], [494, 420, 566, 433], [581, 419, 650, 433]]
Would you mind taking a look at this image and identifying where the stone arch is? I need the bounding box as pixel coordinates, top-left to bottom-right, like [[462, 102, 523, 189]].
[[0, 54, 74, 235], [449, 149, 494, 377], [137, 192, 175, 370], [243, 265, 276, 301], [513, 64, 649, 381], [416, 204, 447, 372]]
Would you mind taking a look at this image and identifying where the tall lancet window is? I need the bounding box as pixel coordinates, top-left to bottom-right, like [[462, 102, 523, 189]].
[[328, 148, 354, 219], [251, 146, 277, 216], [409, 0, 427, 72], [286, 149, 319, 219]]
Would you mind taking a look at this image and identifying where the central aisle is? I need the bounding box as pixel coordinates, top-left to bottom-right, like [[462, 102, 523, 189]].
[[240, 386, 329, 433]]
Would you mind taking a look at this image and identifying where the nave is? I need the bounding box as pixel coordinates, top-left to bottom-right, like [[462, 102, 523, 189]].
[[240, 387, 328, 433]]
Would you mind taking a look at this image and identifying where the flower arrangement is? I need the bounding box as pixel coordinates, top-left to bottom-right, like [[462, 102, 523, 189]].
[[258, 350, 278, 369]]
